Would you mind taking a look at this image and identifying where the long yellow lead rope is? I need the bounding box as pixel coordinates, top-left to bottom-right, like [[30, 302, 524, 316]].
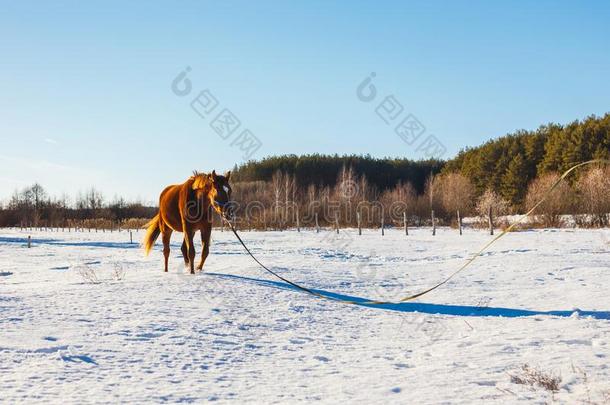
[[224, 159, 608, 306]]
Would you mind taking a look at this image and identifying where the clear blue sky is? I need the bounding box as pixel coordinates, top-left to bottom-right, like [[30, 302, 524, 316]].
[[1, 0, 609, 204]]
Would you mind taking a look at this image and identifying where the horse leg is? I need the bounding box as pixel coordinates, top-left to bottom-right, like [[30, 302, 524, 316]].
[[186, 231, 196, 274], [162, 229, 173, 272], [181, 240, 189, 267], [197, 226, 212, 271]]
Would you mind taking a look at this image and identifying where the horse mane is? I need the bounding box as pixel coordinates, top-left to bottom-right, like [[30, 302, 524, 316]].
[[190, 171, 211, 190]]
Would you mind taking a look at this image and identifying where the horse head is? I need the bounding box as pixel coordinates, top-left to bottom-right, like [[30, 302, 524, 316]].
[[191, 170, 233, 219]]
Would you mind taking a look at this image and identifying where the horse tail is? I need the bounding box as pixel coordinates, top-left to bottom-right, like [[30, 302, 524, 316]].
[[143, 214, 161, 256]]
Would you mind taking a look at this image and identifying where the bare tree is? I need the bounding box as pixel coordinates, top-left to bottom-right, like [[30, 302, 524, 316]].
[[379, 180, 416, 226], [26, 183, 47, 226], [86, 188, 104, 211], [424, 174, 444, 223], [525, 173, 573, 227], [271, 170, 284, 228], [576, 166, 610, 226], [438, 173, 475, 218], [284, 172, 297, 227], [335, 165, 358, 225]]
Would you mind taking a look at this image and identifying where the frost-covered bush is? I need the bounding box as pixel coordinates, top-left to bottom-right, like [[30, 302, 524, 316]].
[[576, 166, 610, 227], [525, 173, 573, 227], [476, 189, 510, 218]]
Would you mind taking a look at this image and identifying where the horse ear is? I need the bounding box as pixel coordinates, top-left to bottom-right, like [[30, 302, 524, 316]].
[[224, 171, 231, 181]]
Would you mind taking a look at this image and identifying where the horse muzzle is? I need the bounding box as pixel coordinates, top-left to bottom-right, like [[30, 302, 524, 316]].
[[215, 200, 234, 220]]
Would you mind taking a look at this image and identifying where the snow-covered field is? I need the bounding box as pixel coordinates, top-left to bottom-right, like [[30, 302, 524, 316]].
[[1, 226, 609, 404]]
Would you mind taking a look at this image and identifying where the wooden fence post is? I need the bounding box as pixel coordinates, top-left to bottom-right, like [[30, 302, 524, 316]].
[[315, 213, 319, 233], [457, 210, 462, 235], [335, 215, 339, 234], [431, 210, 436, 236], [357, 212, 362, 236], [27, 235, 31, 248], [404, 212, 408, 236], [130, 231, 133, 244], [381, 216, 384, 236]]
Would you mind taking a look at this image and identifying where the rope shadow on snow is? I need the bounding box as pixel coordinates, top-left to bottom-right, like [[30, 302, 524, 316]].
[[206, 272, 610, 320]]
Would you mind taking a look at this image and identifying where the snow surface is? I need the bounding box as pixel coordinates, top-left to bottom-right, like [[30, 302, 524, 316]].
[[1, 227, 609, 404]]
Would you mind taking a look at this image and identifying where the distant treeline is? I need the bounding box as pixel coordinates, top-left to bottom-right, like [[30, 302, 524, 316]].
[[231, 113, 609, 210], [232, 154, 445, 194], [444, 113, 610, 207], [0, 184, 155, 229]]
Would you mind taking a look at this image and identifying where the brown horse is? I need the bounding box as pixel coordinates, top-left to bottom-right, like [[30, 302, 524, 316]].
[[143, 170, 232, 274]]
